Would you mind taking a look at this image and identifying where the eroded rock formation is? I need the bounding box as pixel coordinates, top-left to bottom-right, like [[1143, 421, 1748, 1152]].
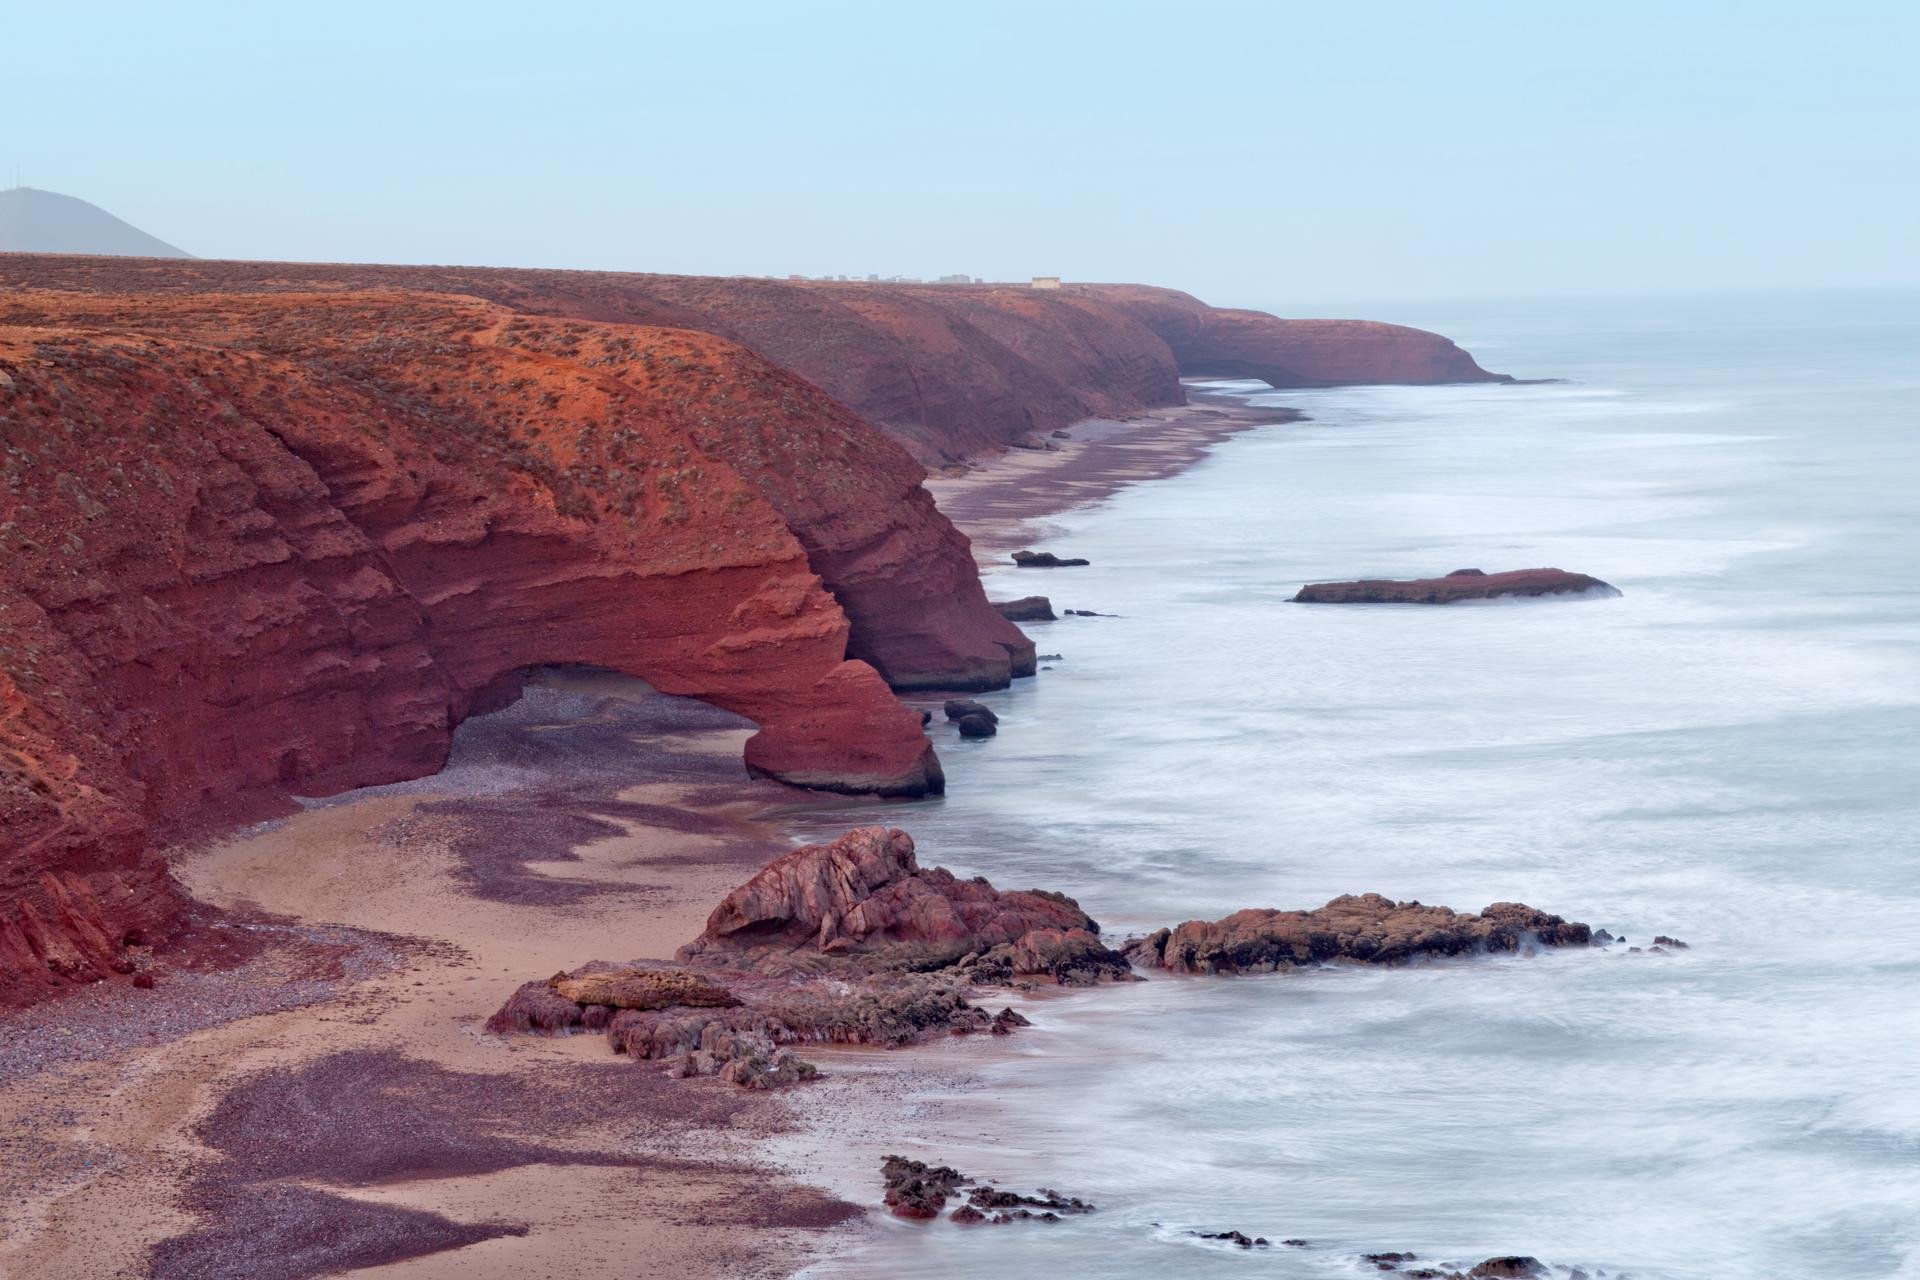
[[488, 827, 1133, 1082], [678, 826, 1123, 978], [1292, 567, 1621, 604], [1125, 894, 1592, 974]]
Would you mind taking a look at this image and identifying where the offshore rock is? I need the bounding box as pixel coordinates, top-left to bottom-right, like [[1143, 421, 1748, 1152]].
[[1012, 549, 1090, 568], [991, 596, 1056, 622], [1292, 567, 1620, 604], [1126, 894, 1591, 974], [943, 699, 999, 725], [955, 714, 997, 739]]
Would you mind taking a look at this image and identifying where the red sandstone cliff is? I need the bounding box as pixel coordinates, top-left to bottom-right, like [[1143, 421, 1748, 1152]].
[[0, 288, 1020, 1002], [1080, 284, 1511, 388], [0, 258, 1187, 462]]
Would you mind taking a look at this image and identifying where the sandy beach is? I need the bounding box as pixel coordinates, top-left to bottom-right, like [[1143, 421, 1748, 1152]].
[[928, 385, 1299, 562]]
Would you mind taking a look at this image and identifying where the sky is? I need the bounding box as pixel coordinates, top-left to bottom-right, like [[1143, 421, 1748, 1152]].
[[5, 1, 1916, 309]]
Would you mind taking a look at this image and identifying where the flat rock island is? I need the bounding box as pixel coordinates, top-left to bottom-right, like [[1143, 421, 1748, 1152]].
[[1292, 567, 1621, 604]]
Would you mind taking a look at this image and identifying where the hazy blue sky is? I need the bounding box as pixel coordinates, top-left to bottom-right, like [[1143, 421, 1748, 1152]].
[[6, 1, 1915, 308]]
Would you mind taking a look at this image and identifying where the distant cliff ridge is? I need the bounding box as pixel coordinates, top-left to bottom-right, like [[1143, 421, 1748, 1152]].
[[0, 257, 1509, 463], [0, 187, 191, 258]]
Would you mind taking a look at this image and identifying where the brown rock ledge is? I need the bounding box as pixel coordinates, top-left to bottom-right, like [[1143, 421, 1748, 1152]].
[[1125, 894, 1591, 974]]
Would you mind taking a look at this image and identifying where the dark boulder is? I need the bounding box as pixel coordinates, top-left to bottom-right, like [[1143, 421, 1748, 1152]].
[[943, 698, 999, 724], [1012, 549, 1090, 568], [991, 595, 1057, 622]]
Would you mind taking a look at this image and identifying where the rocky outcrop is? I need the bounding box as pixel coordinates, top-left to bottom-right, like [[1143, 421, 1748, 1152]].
[[487, 959, 1000, 1088], [489, 826, 1132, 1082], [677, 826, 1123, 977], [881, 1155, 1094, 1224], [1292, 567, 1621, 604], [1082, 284, 1511, 388], [1125, 894, 1591, 974]]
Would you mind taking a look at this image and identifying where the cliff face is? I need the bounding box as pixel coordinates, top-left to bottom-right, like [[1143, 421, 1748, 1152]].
[[0, 255, 1510, 1006], [0, 258, 1190, 463], [0, 289, 1018, 1003], [1080, 284, 1512, 388]]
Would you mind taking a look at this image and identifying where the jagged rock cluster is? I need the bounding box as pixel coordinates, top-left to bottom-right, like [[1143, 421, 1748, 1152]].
[[880, 1155, 1094, 1224], [489, 829, 1609, 1083], [488, 827, 1131, 1084]]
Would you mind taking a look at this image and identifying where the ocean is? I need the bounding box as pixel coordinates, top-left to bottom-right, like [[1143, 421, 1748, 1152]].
[[788, 290, 1920, 1279]]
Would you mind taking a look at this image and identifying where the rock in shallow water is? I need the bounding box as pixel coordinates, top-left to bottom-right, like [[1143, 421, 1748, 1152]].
[[881, 1155, 1094, 1223], [991, 595, 1057, 622], [1125, 893, 1591, 974], [956, 713, 998, 738], [1012, 549, 1091, 568], [943, 698, 999, 724], [1292, 567, 1619, 604]]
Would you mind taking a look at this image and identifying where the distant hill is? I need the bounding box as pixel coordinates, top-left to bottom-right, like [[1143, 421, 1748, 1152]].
[[0, 186, 190, 257]]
